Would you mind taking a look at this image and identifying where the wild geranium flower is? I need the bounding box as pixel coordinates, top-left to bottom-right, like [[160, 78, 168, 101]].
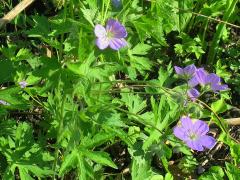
[[187, 88, 200, 101], [174, 116, 216, 151], [19, 80, 28, 88], [94, 19, 127, 50], [189, 68, 228, 92], [0, 100, 10, 106], [174, 64, 196, 79]]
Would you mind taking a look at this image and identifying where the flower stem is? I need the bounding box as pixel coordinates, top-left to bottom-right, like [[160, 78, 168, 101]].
[[196, 99, 240, 143]]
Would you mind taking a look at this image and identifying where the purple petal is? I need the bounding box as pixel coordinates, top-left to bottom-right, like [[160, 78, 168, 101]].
[[109, 38, 127, 50], [96, 37, 109, 50], [184, 64, 196, 76], [94, 25, 107, 38], [106, 19, 127, 38], [19, 81, 28, 88], [180, 116, 193, 130], [186, 140, 204, 151], [192, 120, 209, 135], [188, 76, 199, 87], [211, 84, 228, 92], [207, 73, 220, 84], [195, 68, 208, 85], [199, 135, 216, 149], [173, 127, 188, 141], [187, 88, 200, 101], [174, 66, 184, 75]]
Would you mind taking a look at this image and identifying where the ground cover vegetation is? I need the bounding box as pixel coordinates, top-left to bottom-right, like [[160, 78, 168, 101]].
[[0, 0, 240, 179]]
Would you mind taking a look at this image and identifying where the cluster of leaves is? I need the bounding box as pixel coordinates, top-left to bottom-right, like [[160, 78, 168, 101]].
[[0, 0, 239, 179]]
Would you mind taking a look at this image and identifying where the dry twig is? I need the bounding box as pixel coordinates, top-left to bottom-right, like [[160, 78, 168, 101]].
[[0, 0, 35, 28], [225, 118, 240, 126]]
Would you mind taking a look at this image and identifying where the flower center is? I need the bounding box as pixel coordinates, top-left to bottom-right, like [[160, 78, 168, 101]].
[[106, 30, 114, 39], [189, 132, 198, 140]]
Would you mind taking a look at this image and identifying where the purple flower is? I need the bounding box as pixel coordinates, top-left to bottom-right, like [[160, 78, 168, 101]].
[[94, 19, 127, 50], [0, 100, 10, 106], [174, 116, 216, 151], [174, 64, 196, 79], [19, 80, 28, 88], [187, 88, 200, 101], [205, 73, 228, 91], [190, 68, 228, 92]]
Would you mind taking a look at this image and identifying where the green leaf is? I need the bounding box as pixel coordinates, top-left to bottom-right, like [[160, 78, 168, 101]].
[[15, 48, 32, 61], [127, 43, 153, 79], [230, 143, 240, 164], [150, 175, 164, 180], [59, 149, 78, 176], [20, 165, 53, 178], [0, 87, 29, 109], [199, 166, 224, 179], [81, 131, 115, 149], [178, 156, 198, 174], [133, 16, 167, 46], [81, 149, 117, 169], [211, 98, 229, 114], [81, 8, 97, 27], [143, 130, 160, 151], [225, 162, 240, 180], [19, 166, 34, 180], [120, 89, 147, 114], [151, 0, 180, 32], [165, 173, 173, 180], [131, 43, 152, 55], [67, 52, 96, 77], [27, 16, 50, 37], [77, 154, 94, 180], [188, 45, 205, 59], [131, 156, 156, 180], [158, 65, 173, 86], [0, 60, 15, 84], [0, 119, 16, 137], [0, 43, 17, 60]]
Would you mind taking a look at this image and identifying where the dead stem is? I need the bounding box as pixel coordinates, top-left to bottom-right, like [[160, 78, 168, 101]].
[[0, 0, 35, 28]]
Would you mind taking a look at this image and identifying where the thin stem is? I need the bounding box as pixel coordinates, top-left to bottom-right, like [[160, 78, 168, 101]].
[[195, 99, 239, 143], [175, 6, 240, 29]]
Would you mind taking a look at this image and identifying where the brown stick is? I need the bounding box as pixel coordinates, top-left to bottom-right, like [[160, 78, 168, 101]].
[[0, 0, 35, 28], [225, 118, 240, 125]]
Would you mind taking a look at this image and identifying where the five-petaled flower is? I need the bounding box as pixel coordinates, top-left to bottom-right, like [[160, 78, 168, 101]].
[[94, 19, 127, 50], [188, 68, 228, 92], [174, 116, 216, 151]]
